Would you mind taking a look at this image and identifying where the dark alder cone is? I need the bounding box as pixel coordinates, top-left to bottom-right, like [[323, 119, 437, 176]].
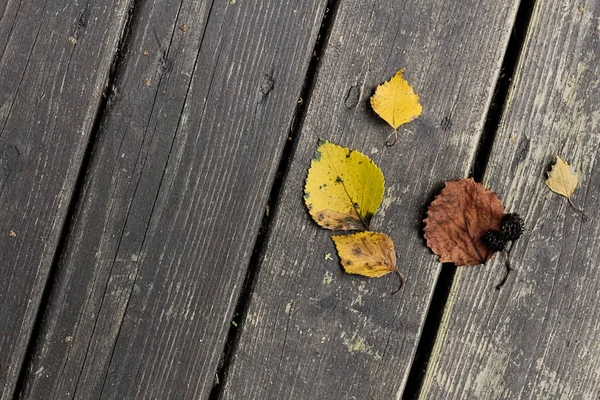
[[501, 213, 524, 241], [482, 230, 509, 252]]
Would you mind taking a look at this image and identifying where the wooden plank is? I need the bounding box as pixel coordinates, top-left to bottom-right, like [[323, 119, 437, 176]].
[[222, 1, 521, 398], [17, 0, 329, 398], [0, 0, 133, 396], [420, 1, 600, 398]]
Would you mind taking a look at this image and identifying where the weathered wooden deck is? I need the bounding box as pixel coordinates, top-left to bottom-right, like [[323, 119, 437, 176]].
[[1, 0, 599, 398]]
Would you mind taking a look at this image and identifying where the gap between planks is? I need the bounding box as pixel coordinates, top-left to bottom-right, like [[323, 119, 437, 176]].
[[208, 0, 342, 398], [402, 0, 538, 398], [11, 3, 140, 398]]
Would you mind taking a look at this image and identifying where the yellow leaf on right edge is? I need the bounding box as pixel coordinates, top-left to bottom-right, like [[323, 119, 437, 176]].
[[370, 68, 422, 145], [546, 156, 578, 199], [331, 231, 396, 277], [545, 156, 585, 216]]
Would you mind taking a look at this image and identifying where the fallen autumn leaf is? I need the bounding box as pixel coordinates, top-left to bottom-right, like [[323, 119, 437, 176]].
[[546, 156, 584, 215], [370, 68, 422, 146], [304, 140, 384, 231], [423, 178, 505, 266], [331, 231, 404, 293]]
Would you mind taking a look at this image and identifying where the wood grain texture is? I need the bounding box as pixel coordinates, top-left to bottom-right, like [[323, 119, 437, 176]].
[[420, 1, 600, 398], [0, 0, 132, 397], [17, 0, 328, 398], [222, 1, 520, 399]]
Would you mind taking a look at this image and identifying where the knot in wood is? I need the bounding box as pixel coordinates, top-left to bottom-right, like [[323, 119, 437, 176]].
[[344, 85, 360, 109], [260, 74, 274, 95]]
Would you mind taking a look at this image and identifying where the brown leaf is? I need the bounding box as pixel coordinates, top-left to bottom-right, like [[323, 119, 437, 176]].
[[423, 178, 505, 266]]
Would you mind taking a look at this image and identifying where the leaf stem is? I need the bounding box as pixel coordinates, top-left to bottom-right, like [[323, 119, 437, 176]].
[[496, 244, 514, 290], [390, 268, 405, 295], [495, 257, 512, 290], [567, 196, 586, 218], [386, 128, 398, 147]]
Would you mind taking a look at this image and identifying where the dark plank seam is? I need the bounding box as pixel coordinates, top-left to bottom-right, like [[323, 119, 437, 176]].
[[104, 0, 226, 394], [11, 1, 138, 397], [45, 2, 106, 391], [471, 0, 538, 181], [69, 1, 145, 392], [90, 1, 191, 395], [94, 0, 221, 396], [82, 1, 192, 389], [402, 0, 538, 399], [99, 17, 225, 400], [208, 1, 342, 398]]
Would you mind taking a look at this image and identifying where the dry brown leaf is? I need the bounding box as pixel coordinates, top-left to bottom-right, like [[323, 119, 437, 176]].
[[370, 68, 422, 146], [546, 156, 584, 214], [423, 178, 505, 266]]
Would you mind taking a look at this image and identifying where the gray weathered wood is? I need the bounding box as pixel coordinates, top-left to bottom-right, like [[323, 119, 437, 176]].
[[420, 1, 600, 398], [0, 0, 133, 397], [18, 0, 328, 398], [222, 1, 521, 398]]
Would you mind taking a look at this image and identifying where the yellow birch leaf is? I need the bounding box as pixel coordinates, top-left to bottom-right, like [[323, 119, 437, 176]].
[[305, 141, 384, 231], [331, 231, 396, 277], [546, 156, 584, 214], [370, 68, 422, 146]]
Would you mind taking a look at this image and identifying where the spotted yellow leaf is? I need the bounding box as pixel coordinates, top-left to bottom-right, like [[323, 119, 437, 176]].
[[332, 231, 404, 292], [304, 141, 384, 231], [370, 68, 422, 146], [546, 156, 584, 215]]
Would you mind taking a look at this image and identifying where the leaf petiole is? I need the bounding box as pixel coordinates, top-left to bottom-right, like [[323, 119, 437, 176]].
[[495, 255, 513, 290], [567, 196, 586, 218], [390, 268, 405, 295], [386, 128, 398, 147]]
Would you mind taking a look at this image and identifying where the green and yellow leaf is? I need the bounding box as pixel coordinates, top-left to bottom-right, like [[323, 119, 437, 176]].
[[305, 141, 384, 231]]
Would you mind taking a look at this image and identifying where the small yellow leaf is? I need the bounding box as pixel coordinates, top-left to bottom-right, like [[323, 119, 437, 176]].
[[546, 156, 584, 214], [305, 141, 384, 231], [546, 156, 578, 198], [370, 68, 422, 146], [331, 232, 397, 277]]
